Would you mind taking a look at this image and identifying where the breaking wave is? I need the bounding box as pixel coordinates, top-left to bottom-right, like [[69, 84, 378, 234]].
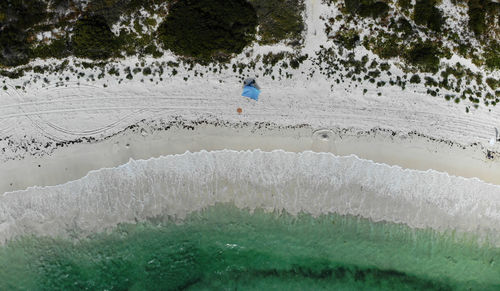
[[1, 150, 500, 244]]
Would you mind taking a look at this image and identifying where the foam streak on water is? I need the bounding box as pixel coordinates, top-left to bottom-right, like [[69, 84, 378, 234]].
[[1, 150, 500, 244]]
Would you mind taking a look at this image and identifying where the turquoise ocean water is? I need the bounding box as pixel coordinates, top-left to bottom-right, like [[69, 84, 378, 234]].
[[1, 203, 499, 290]]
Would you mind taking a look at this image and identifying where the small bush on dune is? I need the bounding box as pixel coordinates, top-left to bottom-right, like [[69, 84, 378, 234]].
[[410, 74, 421, 83], [486, 78, 499, 90]]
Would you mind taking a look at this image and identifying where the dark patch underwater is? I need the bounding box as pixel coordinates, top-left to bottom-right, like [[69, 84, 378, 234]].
[[1, 204, 499, 290]]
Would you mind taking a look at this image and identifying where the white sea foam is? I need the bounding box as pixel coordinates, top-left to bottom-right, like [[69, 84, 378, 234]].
[[1, 150, 500, 244]]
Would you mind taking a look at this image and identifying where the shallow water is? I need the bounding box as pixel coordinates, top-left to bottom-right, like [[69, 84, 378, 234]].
[[1, 204, 499, 290]]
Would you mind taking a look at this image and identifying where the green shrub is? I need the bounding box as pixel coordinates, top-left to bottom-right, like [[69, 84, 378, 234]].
[[467, 0, 499, 36], [87, 0, 128, 25], [0, 0, 47, 29], [467, 0, 487, 35], [262, 52, 286, 66], [0, 24, 30, 66], [370, 34, 400, 59], [410, 74, 421, 83], [72, 15, 119, 60], [345, 0, 390, 18], [398, 0, 412, 10], [249, 0, 305, 44], [413, 0, 444, 31], [289, 54, 308, 69], [394, 17, 414, 37], [424, 76, 438, 86], [359, 1, 390, 18], [484, 41, 499, 70], [0, 0, 49, 66], [31, 38, 71, 60], [405, 41, 441, 73], [143, 67, 152, 76], [158, 0, 257, 61], [380, 62, 390, 71], [334, 30, 360, 50], [486, 78, 499, 90]]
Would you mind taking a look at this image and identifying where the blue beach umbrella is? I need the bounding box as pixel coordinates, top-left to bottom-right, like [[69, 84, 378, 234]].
[[242, 78, 261, 101]]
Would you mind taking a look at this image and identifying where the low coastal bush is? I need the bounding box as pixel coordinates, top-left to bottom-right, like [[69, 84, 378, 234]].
[[486, 78, 499, 90], [484, 41, 499, 70], [0, 0, 48, 30], [467, 0, 499, 37], [468, 0, 487, 35], [249, 0, 305, 44], [413, 0, 444, 31], [405, 41, 441, 73], [370, 33, 400, 59], [72, 15, 119, 60], [0, 25, 30, 66], [410, 74, 421, 84], [345, 0, 390, 18], [31, 38, 71, 60], [86, 0, 128, 25], [397, 0, 412, 11], [0, 0, 48, 66], [334, 30, 360, 50], [158, 0, 257, 61]]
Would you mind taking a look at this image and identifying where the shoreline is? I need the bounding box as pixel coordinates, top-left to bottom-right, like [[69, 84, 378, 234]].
[[2, 121, 500, 194], [3, 149, 500, 246]]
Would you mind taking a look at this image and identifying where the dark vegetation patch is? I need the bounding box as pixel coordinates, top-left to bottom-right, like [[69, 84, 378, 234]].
[[397, 0, 412, 11], [333, 29, 360, 50], [344, 0, 390, 18], [0, 24, 31, 66], [0, 0, 305, 67], [0, 0, 48, 66], [409, 74, 421, 84], [413, 0, 444, 31], [483, 40, 499, 70], [467, 0, 500, 37], [72, 15, 119, 60], [486, 78, 499, 90], [86, 0, 132, 26], [0, 0, 48, 30], [31, 38, 71, 60], [249, 0, 305, 45], [404, 41, 441, 73], [158, 0, 257, 62], [364, 32, 400, 59]]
